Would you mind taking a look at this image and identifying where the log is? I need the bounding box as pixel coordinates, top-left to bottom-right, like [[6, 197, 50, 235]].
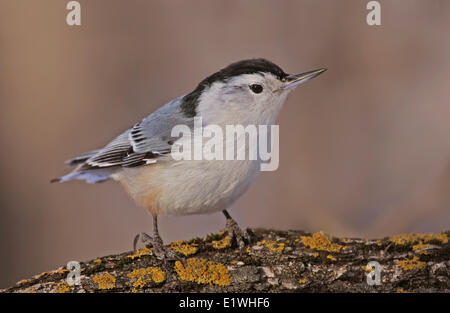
[[2, 229, 449, 293]]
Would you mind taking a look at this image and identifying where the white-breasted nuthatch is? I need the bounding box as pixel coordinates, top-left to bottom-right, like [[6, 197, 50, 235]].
[[52, 59, 326, 259]]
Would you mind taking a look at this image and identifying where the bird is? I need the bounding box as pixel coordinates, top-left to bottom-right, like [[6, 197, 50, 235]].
[[52, 58, 326, 259]]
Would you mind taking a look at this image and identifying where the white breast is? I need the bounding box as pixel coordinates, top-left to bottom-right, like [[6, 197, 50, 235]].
[[158, 157, 260, 215]]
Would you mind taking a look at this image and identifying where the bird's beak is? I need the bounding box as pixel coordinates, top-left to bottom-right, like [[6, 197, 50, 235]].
[[280, 68, 327, 90]]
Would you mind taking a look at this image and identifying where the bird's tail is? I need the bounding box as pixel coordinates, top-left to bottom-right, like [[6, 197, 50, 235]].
[[51, 149, 114, 184], [50, 169, 113, 184], [51, 168, 113, 184]]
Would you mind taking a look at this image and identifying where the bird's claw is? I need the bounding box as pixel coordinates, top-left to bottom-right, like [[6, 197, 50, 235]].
[[133, 232, 182, 261], [225, 218, 252, 250]]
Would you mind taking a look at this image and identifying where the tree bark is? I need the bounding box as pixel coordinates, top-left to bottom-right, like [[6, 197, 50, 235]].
[[2, 229, 449, 293]]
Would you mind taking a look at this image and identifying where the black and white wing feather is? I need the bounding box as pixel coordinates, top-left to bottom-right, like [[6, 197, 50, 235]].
[[53, 96, 193, 183]]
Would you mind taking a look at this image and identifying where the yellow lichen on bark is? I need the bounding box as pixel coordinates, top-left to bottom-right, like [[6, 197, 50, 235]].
[[327, 254, 337, 261], [397, 256, 427, 271], [126, 247, 153, 260], [212, 236, 231, 249], [174, 258, 232, 286], [55, 282, 71, 293], [127, 267, 166, 290], [170, 240, 199, 256], [256, 239, 285, 253], [301, 232, 342, 253], [92, 273, 116, 290], [390, 233, 448, 246], [412, 243, 431, 255]]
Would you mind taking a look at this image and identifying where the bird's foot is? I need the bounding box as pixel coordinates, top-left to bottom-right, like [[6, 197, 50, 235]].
[[225, 218, 252, 250], [133, 232, 181, 261]]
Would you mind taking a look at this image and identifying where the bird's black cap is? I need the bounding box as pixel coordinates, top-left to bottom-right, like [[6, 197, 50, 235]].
[[207, 58, 288, 82], [181, 58, 288, 117]]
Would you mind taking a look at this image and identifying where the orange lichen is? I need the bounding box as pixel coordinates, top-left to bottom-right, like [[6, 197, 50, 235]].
[[256, 240, 285, 253], [127, 267, 166, 290], [390, 233, 448, 246], [170, 240, 199, 256], [326, 254, 337, 262], [92, 273, 116, 290], [265, 240, 285, 253], [55, 282, 71, 293], [35, 271, 51, 279], [364, 264, 375, 273], [36, 268, 69, 280], [212, 236, 231, 249], [412, 243, 431, 255], [174, 258, 232, 286], [301, 232, 342, 253], [298, 278, 307, 284], [397, 256, 427, 271], [127, 247, 153, 260]]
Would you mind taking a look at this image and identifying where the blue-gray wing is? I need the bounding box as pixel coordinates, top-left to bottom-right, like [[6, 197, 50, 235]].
[[70, 96, 192, 171], [129, 96, 193, 156]]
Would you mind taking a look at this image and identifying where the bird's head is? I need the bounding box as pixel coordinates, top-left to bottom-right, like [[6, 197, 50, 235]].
[[181, 58, 326, 125]]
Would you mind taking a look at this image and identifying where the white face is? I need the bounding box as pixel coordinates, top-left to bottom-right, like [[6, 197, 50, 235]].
[[196, 72, 291, 125]]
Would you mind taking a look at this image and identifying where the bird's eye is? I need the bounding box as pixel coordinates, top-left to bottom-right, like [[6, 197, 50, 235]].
[[249, 84, 263, 94]]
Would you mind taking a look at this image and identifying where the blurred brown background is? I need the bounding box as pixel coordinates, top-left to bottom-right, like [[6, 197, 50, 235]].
[[1, 0, 450, 288]]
